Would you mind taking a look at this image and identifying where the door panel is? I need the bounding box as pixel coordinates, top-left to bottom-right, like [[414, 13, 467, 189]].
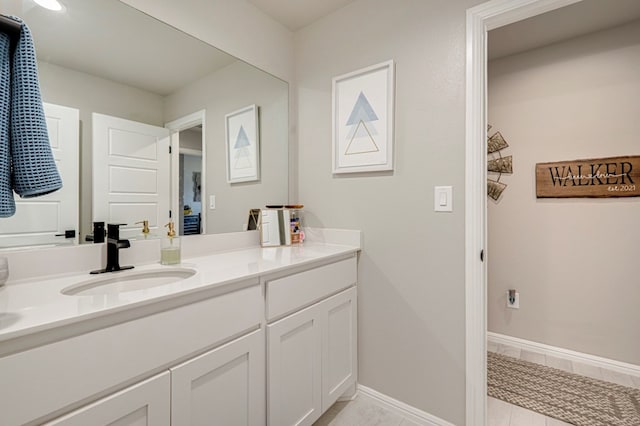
[[322, 287, 357, 411], [92, 113, 170, 240], [268, 304, 322, 426], [171, 329, 265, 426], [44, 372, 170, 426]]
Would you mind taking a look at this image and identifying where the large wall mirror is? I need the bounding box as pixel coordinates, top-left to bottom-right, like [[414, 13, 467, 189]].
[[0, 0, 288, 249]]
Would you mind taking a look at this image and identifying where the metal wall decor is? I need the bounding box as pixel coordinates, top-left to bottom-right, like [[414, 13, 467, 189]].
[[487, 125, 513, 201]]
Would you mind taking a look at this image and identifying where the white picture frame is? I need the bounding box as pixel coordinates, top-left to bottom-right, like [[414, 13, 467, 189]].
[[332, 60, 395, 174], [225, 104, 260, 183]]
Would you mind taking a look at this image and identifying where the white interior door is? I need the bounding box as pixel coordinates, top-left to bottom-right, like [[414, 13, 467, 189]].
[[0, 102, 79, 249], [93, 113, 170, 240]]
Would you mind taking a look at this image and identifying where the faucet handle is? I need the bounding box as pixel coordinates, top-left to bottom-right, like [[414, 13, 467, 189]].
[[106, 223, 127, 230], [107, 223, 127, 239]]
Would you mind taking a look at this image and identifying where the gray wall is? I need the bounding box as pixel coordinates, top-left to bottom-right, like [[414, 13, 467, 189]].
[[121, 0, 294, 83], [164, 61, 289, 234], [295, 0, 483, 423], [122, 0, 298, 204], [488, 21, 640, 365], [38, 61, 165, 241], [179, 128, 203, 151]]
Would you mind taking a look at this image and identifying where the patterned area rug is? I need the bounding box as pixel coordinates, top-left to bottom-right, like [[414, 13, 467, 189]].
[[488, 352, 640, 426]]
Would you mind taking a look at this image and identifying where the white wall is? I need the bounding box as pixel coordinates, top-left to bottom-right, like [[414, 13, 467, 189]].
[[488, 21, 640, 365], [38, 61, 165, 242], [295, 0, 483, 423], [164, 61, 289, 234]]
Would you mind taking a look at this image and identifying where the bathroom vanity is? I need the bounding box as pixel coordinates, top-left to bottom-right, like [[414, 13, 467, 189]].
[[0, 239, 359, 426]]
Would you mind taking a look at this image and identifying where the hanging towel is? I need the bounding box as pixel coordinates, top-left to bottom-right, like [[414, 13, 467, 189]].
[[0, 16, 61, 217], [0, 32, 13, 216], [9, 19, 61, 199]]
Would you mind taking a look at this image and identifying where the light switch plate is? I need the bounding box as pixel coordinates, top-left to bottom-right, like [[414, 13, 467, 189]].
[[209, 195, 216, 210], [434, 186, 453, 212]]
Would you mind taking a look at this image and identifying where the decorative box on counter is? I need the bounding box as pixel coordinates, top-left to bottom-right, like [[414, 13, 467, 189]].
[[257, 205, 304, 247]]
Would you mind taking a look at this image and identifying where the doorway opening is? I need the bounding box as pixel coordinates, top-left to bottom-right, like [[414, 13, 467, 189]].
[[178, 130, 203, 236], [466, 1, 585, 424], [166, 110, 206, 236], [467, 0, 640, 424]]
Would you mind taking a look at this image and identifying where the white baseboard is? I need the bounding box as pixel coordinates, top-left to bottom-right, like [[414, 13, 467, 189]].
[[488, 332, 640, 378], [357, 385, 455, 426]]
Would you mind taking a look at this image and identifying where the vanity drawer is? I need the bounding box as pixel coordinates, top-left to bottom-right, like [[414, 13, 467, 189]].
[[266, 256, 357, 321]]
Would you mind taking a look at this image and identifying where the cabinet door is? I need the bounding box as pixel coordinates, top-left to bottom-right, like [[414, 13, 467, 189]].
[[45, 372, 170, 426], [321, 287, 357, 411], [267, 303, 322, 426], [171, 329, 265, 426]]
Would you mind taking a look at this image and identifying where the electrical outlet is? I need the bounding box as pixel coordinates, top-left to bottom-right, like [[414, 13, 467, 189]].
[[507, 291, 520, 309]]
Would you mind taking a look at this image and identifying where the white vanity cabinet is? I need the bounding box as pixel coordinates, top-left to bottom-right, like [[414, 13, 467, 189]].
[[266, 256, 358, 426], [44, 329, 265, 426], [44, 372, 171, 426], [0, 244, 360, 426], [1, 281, 263, 426]]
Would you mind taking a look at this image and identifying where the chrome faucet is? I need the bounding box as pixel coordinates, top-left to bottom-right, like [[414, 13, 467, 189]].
[[90, 223, 134, 274]]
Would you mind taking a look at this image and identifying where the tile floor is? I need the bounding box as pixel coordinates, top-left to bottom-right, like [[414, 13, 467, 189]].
[[488, 341, 640, 426], [313, 395, 420, 426], [313, 343, 640, 426]]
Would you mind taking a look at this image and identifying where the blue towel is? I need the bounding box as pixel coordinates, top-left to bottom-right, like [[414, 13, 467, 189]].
[[0, 17, 62, 217], [0, 32, 12, 216]]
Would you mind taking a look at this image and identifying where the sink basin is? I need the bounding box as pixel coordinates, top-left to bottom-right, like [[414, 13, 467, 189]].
[[61, 268, 197, 296]]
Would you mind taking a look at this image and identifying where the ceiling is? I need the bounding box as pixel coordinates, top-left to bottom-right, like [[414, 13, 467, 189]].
[[246, 0, 357, 31], [5, 0, 639, 91], [489, 0, 640, 60], [246, 0, 640, 41], [1, 0, 236, 96]]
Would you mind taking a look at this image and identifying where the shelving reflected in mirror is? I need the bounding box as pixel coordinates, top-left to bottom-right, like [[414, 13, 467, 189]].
[[0, 0, 289, 249]]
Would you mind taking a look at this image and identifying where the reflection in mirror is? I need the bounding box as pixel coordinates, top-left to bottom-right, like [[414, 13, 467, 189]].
[[166, 110, 206, 237], [0, 103, 80, 248], [0, 0, 288, 249], [260, 209, 292, 247], [179, 128, 204, 237]]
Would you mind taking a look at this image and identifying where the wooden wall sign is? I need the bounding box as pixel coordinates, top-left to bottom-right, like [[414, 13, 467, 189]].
[[536, 155, 640, 198]]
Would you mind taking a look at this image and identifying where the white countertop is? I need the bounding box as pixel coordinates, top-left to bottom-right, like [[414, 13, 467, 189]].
[[0, 242, 358, 344]]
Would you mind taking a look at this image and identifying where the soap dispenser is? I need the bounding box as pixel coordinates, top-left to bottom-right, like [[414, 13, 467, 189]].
[[136, 220, 150, 239], [161, 221, 181, 265]]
